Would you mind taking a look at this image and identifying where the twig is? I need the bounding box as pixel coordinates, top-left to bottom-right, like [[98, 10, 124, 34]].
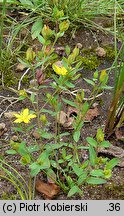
[[18, 68, 30, 90], [0, 96, 19, 118], [64, 89, 103, 101]]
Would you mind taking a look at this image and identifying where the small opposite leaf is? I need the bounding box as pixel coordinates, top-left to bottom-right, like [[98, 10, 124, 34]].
[[6, 150, 17, 155], [105, 158, 119, 170], [67, 185, 82, 197], [86, 177, 106, 185], [86, 137, 98, 147], [73, 131, 80, 142]]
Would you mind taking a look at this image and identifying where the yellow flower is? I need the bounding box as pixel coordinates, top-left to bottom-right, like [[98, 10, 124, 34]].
[[14, 108, 36, 124], [52, 61, 67, 76]]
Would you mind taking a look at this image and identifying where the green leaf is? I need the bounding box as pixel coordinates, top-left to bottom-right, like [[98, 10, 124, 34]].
[[83, 78, 95, 86], [17, 58, 30, 68], [31, 19, 43, 39], [38, 35, 45, 45], [105, 158, 119, 170], [90, 169, 104, 177], [30, 162, 41, 176], [89, 146, 97, 166], [65, 81, 75, 88], [82, 102, 89, 116], [100, 85, 113, 90], [62, 98, 77, 108], [96, 128, 104, 142], [72, 73, 81, 81], [13, 127, 23, 132], [20, 154, 31, 165], [47, 168, 56, 182], [28, 145, 40, 153], [40, 131, 53, 139], [81, 160, 89, 169], [86, 137, 98, 147], [50, 160, 59, 168], [37, 152, 50, 170], [41, 108, 56, 116], [77, 172, 88, 185], [67, 185, 82, 197], [72, 164, 83, 177], [18, 141, 27, 156], [86, 177, 106, 185], [45, 143, 65, 151], [58, 132, 70, 138], [5, 150, 17, 155], [100, 141, 111, 148], [18, 95, 26, 101], [30, 92, 35, 103], [65, 154, 73, 160], [73, 131, 80, 142], [65, 45, 70, 55]]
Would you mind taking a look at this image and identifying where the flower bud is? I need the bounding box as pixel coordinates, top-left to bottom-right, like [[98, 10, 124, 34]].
[[59, 20, 70, 32], [26, 48, 35, 62], [42, 25, 53, 40]]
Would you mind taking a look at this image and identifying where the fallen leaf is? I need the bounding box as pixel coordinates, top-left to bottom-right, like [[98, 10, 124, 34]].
[[98, 145, 124, 167], [96, 47, 106, 57], [0, 123, 7, 137], [32, 130, 41, 140], [0, 123, 6, 130], [4, 111, 17, 120], [57, 105, 99, 129], [35, 179, 60, 199], [57, 110, 74, 129], [56, 111, 67, 125], [11, 135, 19, 142], [85, 106, 99, 121], [16, 63, 26, 71]]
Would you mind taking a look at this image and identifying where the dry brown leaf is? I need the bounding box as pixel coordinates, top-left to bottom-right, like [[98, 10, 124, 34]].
[[32, 130, 41, 140], [85, 106, 99, 121], [0, 123, 7, 137], [57, 110, 74, 129], [57, 105, 99, 129], [63, 117, 74, 129], [56, 111, 67, 125], [16, 63, 26, 71], [4, 111, 18, 119], [35, 179, 60, 199]]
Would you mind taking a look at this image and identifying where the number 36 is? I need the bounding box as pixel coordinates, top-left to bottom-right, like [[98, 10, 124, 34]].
[[109, 203, 120, 211]]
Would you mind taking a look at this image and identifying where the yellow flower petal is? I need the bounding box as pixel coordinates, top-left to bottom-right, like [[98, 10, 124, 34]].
[[52, 63, 67, 76], [23, 108, 29, 116], [14, 113, 21, 118], [14, 118, 23, 123], [23, 118, 30, 123], [28, 114, 37, 119]]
